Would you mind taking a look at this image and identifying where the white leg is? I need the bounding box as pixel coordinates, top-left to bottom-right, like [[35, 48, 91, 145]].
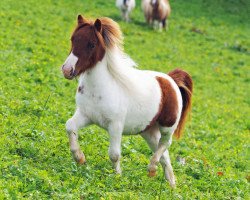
[[141, 124, 176, 188], [153, 20, 157, 30], [161, 150, 176, 187], [158, 22, 163, 32], [148, 126, 172, 175], [108, 122, 123, 174], [66, 108, 90, 164], [125, 10, 129, 22], [121, 10, 126, 21], [165, 19, 169, 31]]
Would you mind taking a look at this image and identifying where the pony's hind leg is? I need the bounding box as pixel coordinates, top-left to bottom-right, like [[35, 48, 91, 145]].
[[163, 18, 169, 31], [162, 18, 167, 29], [141, 124, 176, 187], [66, 108, 89, 164], [160, 149, 175, 187]]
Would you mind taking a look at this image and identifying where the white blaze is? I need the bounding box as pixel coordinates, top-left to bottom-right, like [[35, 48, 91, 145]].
[[151, 0, 157, 4], [63, 52, 78, 71]]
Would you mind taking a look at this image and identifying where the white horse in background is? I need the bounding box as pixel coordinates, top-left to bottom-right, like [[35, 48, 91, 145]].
[[116, 0, 136, 22]]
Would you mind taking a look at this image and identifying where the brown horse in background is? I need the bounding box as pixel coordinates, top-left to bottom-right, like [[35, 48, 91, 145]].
[[142, 0, 171, 30]]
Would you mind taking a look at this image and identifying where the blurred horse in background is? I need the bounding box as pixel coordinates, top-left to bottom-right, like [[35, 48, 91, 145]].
[[116, 0, 136, 22], [142, 0, 171, 30]]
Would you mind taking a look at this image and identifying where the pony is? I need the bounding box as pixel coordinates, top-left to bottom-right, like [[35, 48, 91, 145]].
[[61, 15, 192, 188], [116, 0, 136, 22], [141, 0, 153, 25], [141, 0, 171, 30]]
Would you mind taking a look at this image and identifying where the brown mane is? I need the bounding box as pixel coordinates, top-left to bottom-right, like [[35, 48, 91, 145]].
[[99, 17, 123, 50], [74, 17, 123, 50]]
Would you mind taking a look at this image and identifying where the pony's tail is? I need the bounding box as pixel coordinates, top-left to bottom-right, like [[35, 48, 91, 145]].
[[168, 69, 193, 139]]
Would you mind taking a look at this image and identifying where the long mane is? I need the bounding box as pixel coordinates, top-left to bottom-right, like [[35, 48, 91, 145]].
[[99, 17, 124, 51], [78, 17, 138, 93], [99, 18, 138, 93]]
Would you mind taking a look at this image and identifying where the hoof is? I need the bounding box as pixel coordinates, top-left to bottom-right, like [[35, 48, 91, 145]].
[[148, 164, 157, 177], [148, 168, 157, 177], [168, 176, 176, 188], [170, 182, 176, 188], [164, 169, 176, 188], [78, 155, 86, 165], [115, 168, 122, 175], [72, 150, 86, 165]]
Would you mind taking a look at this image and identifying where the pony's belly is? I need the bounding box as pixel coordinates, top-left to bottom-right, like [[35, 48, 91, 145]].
[[122, 102, 161, 134], [122, 122, 148, 135], [122, 119, 147, 134], [77, 92, 159, 134], [122, 111, 157, 135]]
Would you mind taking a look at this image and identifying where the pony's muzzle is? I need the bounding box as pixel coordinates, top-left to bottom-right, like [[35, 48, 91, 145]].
[[62, 65, 75, 80]]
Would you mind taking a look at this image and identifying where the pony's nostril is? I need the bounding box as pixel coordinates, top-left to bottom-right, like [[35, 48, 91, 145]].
[[61, 64, 65, 70], [70, 68, 74, 76]]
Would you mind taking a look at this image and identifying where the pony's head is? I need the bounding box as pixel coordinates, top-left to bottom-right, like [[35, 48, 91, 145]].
[[123, 0, 131, 7], [61, 15, 123, 79], [151, 0, 159, 8]]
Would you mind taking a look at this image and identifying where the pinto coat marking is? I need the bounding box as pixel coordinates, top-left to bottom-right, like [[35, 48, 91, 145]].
[[156, 76, 178, 127]]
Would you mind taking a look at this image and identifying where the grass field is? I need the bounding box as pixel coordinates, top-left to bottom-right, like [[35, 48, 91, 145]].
[[0, 0, 249, 199]]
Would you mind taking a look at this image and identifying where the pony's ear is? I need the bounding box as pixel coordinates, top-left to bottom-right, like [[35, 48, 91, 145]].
[[77, 14, 87, 24], [94, 19, 102, 32]]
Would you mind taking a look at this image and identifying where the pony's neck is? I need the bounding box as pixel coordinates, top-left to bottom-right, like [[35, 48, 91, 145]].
[[79, 47, 138, 93], [106, 47, 138, 91], [79, 53, 109, 87]]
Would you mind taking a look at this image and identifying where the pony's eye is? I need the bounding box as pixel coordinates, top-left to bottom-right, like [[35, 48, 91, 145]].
[[87, 42, 95, 49]]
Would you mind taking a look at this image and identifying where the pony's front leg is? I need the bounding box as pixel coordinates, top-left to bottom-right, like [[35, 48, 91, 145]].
[[66, 108, 89, 164], [158, 21, 163, 31], [124, 10, 129, 22], [121, 10, 126, 21], [108, 122, 123, 174]]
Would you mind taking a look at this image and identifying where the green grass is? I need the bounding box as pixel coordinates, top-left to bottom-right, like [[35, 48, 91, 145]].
[[0, 0, 249, 199]]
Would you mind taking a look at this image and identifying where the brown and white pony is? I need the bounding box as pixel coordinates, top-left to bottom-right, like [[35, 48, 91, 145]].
[[61, 15, 192, 188], [141, 0, 171, 30]]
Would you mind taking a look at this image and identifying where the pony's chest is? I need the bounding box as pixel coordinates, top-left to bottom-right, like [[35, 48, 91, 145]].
[[75, 83, 124, 126], [76, 85, 108, 112], [76, 85, 102, 104]]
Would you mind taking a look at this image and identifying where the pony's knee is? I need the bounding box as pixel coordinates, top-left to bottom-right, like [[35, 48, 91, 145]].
[[160, 152, 171, 166], [160, 156, 167, 166], [108, 149, 120, 163], [159, 129, 173, 148], [65, 118, 76, 133], [166, 137, 172, 147]]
